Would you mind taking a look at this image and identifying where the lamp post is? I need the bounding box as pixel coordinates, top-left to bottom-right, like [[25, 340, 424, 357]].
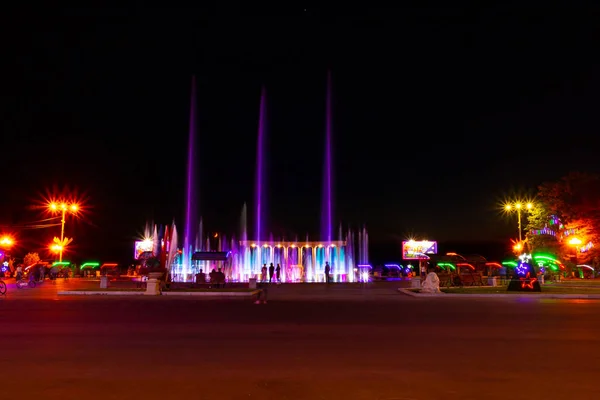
[[49, 201, 79, 262], [504, 202, 533, 242], [569, 237, 582, 278]]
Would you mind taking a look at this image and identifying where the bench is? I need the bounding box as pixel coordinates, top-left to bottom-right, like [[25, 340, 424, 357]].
[[437, 273, 453, 288], [459, 271, 485, 286]]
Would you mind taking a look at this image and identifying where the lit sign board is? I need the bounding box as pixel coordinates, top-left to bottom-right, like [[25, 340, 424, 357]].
[[402, 240, 437, 259], [134, 240, 154, 260]]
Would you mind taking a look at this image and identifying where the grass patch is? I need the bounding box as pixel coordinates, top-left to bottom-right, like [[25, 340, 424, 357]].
[[69, 288, 144, 292], [441, 285, 600, 295], [164, 288, 257, 293]]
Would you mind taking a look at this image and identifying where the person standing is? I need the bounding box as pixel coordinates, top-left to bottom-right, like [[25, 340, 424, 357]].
[[324, 262, 331, 284], [275, 263, 281, 283], [268, 263, 275, 283], [261, 264, 267, 283]]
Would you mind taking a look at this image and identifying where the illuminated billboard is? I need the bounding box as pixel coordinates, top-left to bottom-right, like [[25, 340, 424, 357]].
[[134, 240, 154, 260], [402, 240, 437, 259]]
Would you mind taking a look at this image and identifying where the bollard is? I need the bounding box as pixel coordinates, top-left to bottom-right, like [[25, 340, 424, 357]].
[[411, 277, 421, 289], [145, 278, 161, 295]]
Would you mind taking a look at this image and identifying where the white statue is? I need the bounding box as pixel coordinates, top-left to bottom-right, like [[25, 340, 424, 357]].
[[421, 271, 441, 294]]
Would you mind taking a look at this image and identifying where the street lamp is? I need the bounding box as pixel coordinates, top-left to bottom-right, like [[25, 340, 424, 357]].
[[48, 201, 79, 262], [504, 201, 533, 242], [569, 237, 582, 278]]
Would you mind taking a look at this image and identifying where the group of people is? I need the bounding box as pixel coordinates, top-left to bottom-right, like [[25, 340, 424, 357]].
[[259, 261, 333, 283], [13, 264, 61, 282], [194, 268, 226, 288], [261, 263, 281, 283]]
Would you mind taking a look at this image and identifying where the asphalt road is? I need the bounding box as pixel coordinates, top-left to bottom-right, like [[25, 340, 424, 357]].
[[1, 281, 600, 400]]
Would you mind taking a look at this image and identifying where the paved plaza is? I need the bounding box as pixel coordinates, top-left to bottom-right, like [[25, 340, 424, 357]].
[[2, 279, 600, 399]]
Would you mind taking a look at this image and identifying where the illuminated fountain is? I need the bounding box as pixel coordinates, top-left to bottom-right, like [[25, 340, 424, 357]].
[[158, 74, 366, 282], [321, 70, 334, 243], [182, 76, 198, 281]]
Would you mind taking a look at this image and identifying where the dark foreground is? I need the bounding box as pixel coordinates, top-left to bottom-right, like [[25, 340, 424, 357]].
[[1, 283, 600, 400]]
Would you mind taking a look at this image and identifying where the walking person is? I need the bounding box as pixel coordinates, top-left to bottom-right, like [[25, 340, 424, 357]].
[[254, 281, 268, 304], [268, 263, 275, 283]]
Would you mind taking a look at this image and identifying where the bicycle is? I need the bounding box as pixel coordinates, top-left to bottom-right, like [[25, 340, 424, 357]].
[[0, 279, 6, 295], [16, 278, 36, 289]]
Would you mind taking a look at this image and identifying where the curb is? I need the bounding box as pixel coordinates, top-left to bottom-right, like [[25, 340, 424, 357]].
[[162, 290, 260, 297], [58, 290, 261, 297], [397, 288, 600, 299], [397, 288, 433, 297], [58, 291, 144, 296]]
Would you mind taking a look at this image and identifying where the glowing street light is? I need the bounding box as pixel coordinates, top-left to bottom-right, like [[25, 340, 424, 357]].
[[513, 242, 523, 252], [50, 237, 72, 256], [50, 243, 63, 253], [569, 237, 583, 269], [0, 235, 14, 248], [504, 201, 534, 242], [48, 201, 79, 262]]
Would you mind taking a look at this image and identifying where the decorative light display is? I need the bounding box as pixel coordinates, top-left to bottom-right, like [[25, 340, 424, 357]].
[[534, 254, 565, 271], [530, 227, 556, 237], [437, 262, 456, 270], [507, 253, 541, 292], [52, 261, 70, 267], [580, 241, 594, 253], [518, 253, 532, 263], [561, 228, 577, 238], [507, 254, 542, 292], [577, 264, 594, 271], [549, 215, 561, 227], [515, 262, 528, 276]]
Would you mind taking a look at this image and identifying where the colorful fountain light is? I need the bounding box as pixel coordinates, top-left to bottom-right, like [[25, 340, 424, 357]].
[[161, 74, 368, 283], [321, 71, 334, 243], [182, 76, 199, 281]]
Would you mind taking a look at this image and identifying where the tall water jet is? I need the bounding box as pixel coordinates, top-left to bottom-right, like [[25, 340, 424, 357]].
[[167, 222, 178, 272], [321, 71, 334, 242], [254, 87, 268, 273], [240, 203, 248, 243], [183, 76, 199, 279], [152, 225, 159, 257]]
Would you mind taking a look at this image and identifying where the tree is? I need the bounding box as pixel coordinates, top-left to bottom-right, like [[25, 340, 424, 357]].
[[23, 252, 40, 267], [527, 172, 600, 264], [525, 202, 559, 253]]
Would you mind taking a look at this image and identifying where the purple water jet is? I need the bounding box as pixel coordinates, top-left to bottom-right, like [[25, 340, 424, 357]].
[[183, 76, 198, 275], [255, 86, 268, 243], [321, 71, 334, 242]]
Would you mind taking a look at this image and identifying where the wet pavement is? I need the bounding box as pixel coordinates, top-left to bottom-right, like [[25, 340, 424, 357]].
[[1, 278, 600, 399]]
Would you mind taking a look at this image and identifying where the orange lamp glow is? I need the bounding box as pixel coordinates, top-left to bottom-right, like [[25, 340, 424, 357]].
[[0, 236, 14, 247], [513, 243, 523, 252]]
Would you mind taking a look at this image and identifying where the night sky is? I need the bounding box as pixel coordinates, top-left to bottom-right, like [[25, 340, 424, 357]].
[[2, 7, 600, 263]]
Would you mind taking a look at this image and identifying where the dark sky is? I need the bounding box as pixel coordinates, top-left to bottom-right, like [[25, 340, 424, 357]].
[[2, 7, 600, 263]]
